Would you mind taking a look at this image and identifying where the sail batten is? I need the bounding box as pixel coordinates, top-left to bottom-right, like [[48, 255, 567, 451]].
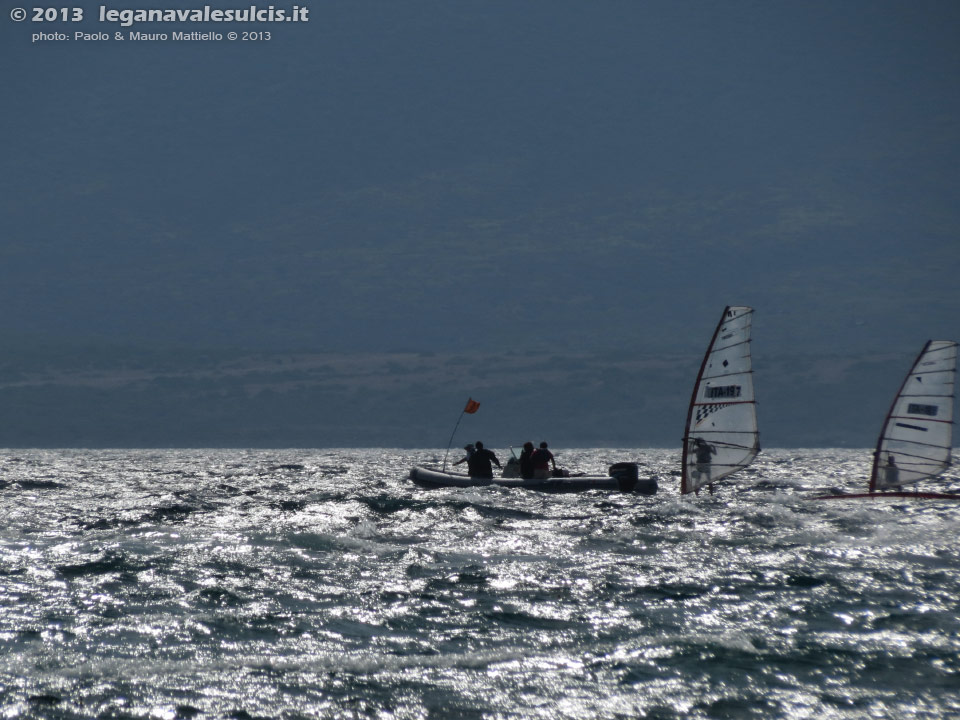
[[680, 306, 760, 495], [869, 340, 957, 493], [880, 447, 951, 460]]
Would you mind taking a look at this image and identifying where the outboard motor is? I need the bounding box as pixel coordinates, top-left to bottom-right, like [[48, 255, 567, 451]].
[[501, 455, 521, 478], [608, 462, 639, 491]]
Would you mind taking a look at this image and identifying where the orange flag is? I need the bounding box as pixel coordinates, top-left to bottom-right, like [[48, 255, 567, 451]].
[[464, 398, 480, 414]]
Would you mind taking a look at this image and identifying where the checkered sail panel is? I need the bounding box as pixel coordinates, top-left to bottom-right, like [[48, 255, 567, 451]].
[[695, 403, 728, 425]]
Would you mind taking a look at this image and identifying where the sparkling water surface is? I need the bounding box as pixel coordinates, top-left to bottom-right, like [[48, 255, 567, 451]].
[[1, 448, 958, 719]]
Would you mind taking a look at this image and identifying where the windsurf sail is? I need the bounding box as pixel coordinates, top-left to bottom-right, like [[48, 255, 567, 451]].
[[681, 306, 760, 494], [869, 340, 957, 492]]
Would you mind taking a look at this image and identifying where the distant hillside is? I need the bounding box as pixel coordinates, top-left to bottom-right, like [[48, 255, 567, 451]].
[[0, 347, 923, 448]]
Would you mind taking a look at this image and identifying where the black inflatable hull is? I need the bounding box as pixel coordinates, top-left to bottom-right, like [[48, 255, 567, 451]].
[[409, 466, 657, 494]]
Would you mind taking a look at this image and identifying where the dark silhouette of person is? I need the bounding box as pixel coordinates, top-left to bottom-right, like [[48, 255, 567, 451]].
[[692, 437, 716, 485], [453, 444, 475, 470], [467, 441, 501, 478], [882, 454, 901, 491], [518, 441, 535, 479], [530, 442, 556, 480]]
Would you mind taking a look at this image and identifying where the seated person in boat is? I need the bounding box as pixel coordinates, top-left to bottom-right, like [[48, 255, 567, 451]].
[[530, 442, 557, 480], [462, 441, 501, 478], [519, 441, 536, 479]]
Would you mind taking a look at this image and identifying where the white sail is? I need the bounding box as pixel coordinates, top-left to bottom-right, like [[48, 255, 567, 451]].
[[681, 306, 759, 494], [870, 340, 957, 491]]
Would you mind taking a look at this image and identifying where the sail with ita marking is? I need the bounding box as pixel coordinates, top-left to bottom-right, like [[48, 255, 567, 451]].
[[681, 306, 760, 495], [870, 340, 957, 493]]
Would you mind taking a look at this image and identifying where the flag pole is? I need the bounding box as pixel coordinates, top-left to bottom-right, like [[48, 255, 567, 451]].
[[442, 410, 466, 472], [443, 398, 479, 471]]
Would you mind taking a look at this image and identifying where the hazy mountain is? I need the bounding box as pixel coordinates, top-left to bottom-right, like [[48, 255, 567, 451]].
[[0, 345, 929, 448]]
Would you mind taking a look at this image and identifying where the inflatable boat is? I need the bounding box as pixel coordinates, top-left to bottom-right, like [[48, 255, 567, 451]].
[[409, 461, 657, 494]]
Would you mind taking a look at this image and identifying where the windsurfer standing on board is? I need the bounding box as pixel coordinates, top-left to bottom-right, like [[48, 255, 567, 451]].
[[692, 437, 717, 487], [882, 454, 901, 491]]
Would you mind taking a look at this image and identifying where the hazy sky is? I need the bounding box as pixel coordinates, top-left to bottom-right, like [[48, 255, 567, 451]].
[[3, 0, 959, 358]]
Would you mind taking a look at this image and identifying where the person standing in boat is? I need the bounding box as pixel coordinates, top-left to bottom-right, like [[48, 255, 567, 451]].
[[465, 441, 501, 478], [519, 441, 536, 480], [692, 437, 716, 485], [453, 444, 475, 471], [531, 442, 557, 480]]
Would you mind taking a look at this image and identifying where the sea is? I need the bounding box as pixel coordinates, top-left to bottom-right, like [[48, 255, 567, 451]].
[[1, 448, 958, 720]]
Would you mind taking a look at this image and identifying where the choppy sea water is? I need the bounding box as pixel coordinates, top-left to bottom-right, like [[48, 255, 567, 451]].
[[1, 448, 958, 720]]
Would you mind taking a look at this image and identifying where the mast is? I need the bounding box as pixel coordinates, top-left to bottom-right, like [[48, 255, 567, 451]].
[[681, 306, 759, 495], [869, 340, 957, 493]]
